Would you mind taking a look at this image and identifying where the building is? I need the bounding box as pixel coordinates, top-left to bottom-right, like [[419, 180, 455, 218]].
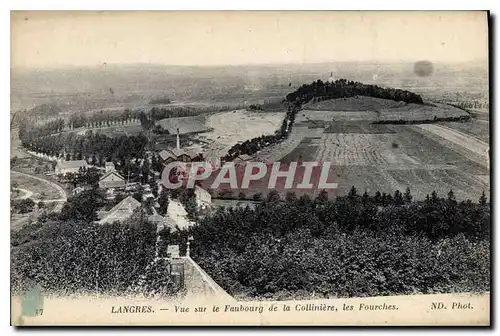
[[97, 196, 141, 225], [158, 128, 199, 164], [158, 150, 177, 164], [105, 162, 116, 172], [194, 185, 212, 209], [158, 148, 198, 163], [98, 163, 126, 189], [72, 186, 86, 195], [55, 160, 89, 175]]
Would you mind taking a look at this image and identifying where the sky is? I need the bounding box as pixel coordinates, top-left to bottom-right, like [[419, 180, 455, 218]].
[[11, 11, 489, 69]]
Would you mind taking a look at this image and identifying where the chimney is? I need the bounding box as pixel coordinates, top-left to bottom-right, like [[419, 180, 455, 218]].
[[176, 128, 180, 150]]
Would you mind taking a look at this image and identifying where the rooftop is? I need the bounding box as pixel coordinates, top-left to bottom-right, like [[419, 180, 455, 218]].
[[159, 148, 199, 160], [99, 170, 125, 182], [98, 196, 141, 225], [56, 160, 88, 169]]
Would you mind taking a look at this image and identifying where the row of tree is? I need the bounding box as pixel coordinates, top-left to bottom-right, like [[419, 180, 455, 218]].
[[222, 101, 299, 161], [373, 115, 471, 125], [20, 130, 149, 164], [453, 100, 489, 110]]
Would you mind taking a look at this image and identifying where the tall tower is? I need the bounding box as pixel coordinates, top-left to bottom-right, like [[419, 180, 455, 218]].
[[176, 128, 180, 150]]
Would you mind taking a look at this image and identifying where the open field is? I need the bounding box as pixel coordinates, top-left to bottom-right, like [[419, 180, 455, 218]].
[[11, 171, 67, 231], [11, 171, 66, 201], [157, 115, 211, 135], [194, 109, 285, 156], [76, 122, 144, 137]]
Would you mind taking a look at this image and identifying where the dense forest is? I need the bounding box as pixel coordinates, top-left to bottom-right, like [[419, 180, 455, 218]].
[[10, 189, 179, 297], [189, 188, 490, 300], [285, 79, 424, 105]]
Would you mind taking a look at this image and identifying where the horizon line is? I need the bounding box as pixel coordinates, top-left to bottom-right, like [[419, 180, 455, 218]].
[[11, 58, 488, 72]]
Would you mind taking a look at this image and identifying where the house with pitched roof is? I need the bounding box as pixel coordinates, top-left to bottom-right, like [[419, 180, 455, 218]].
[[97, 196, 141, 225], [55, 160, 89, 175], [99, 162, 125, 189]]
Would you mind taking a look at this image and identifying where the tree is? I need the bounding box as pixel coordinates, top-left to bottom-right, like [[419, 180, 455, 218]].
[[158, 189, 170, 215], [403, 187, 413, 204], [150, 181, 159, 198], [238, 192, 246, 200], [10, 156, 18, 168], [59, 188, 106, 222], [285, 191, 297, 203], [11, 198, 36, 214], [266, 190, 281, 203], [114, 193, 125, 204], [80, 167, 101, 187], [316, 190, 329, 204], [253, 193, 263, 201], [65, 173, 79, 189], [447, 189, 456, 204], [348, 186, 358, 200], [393, 190, 404, 206], [431, 191, 439, 203], [361, 190, 370, 205], [133, 187, 144, 203], [479, 191, 487, 206]]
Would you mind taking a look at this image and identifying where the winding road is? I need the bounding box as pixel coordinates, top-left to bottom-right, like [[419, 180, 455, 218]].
[[11, 170, 68, 212]]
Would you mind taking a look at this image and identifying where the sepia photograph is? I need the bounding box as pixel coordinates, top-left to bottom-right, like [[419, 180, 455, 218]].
[[9, 10, 490, 326]]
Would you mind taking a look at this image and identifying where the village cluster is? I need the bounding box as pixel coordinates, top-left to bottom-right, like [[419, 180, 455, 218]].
[[50, 130, 214, 234]]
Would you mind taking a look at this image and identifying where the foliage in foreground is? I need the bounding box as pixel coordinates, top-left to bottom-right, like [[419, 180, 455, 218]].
[[190, 189, 490, 300], [10, 212, 178, 297]]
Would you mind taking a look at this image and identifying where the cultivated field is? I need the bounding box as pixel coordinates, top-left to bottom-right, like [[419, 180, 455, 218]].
[[257, 116, 489, 201], [305, 96, 406, 111], [413, 124, 489, 167], [300, 97, 469, 123], [443, 120, 490, 142]]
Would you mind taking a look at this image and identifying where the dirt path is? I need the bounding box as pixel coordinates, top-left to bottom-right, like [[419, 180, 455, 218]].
[[12, 188, 34, 200], [11, 170, 67, 212]]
